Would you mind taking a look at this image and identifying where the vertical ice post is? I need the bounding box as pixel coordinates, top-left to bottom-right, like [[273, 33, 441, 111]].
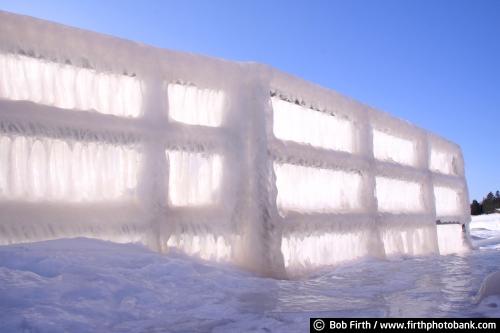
[[455, 149, 470, 217], [360, 115, 385, 258], [416, 132, 439, 252], [417, 133, 437, 217], [461, 151, 472, 238], [139, 76, 169, 251], [456, 148, 471, 237], [230, 67, 285, 278], [459, 150, 471, 220]]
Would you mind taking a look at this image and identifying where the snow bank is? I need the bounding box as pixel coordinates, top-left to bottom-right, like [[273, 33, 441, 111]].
[[0, 10, 470, 276], [471, 213, 500, 231], [0, 236, 498, 331], [470, 213, 500, 250]]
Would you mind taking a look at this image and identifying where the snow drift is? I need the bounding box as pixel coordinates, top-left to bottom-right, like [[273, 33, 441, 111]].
[[0, 11, 471, 277]]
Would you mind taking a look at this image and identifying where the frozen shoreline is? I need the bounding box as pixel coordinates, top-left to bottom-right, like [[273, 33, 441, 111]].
[[0, 215, 499, 332]]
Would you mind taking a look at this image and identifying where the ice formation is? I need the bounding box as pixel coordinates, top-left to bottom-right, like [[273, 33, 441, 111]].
[[0, 11, 471, 277]]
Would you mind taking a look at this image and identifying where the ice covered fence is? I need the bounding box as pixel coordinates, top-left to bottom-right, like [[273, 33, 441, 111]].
[[0, 11, 471, 277]]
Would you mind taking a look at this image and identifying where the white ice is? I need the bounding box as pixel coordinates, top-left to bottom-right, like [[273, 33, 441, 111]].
[[167, 151, 223, 207], [271, 97, 353, 152], [273, 162, 361, 215], [168, 83, 225, 127], [376, 177, 424, 213], [373, 129, 416, 166], [434, 186, 462, 217], [0, 53, 143, 117], [437, 224, 469, 255], [0, 134, 140, 202], [281, 231, 371, 269], [430, 149, 457, 176], [166, 233, 234, 262]]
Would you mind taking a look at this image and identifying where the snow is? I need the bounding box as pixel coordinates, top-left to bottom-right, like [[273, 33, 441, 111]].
[[0, 215, 499, 332], [470, 213, 500, 250], [476, 271, 500, 302], [470, 213, 500, 232]]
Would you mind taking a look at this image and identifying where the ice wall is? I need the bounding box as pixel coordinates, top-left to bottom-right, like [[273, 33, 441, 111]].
[[0, 11, 470, 277]]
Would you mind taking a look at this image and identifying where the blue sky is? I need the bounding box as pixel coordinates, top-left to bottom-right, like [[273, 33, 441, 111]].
[[1, 0, 499, 202]]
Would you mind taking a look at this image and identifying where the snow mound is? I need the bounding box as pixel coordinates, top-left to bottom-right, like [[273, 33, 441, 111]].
[[476, 271, 500, 303], [1, 234, 500, 331]]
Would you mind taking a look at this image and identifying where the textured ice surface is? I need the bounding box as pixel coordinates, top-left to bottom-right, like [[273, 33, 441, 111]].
[[274, 163, 361, 214], [376, 177, 423, 213], [0, 53, 143, 117], [281, 231, 371, 269], [0, 11, 471, 276], [437, 224, 469, 255], [373, 129, 416, 166], [430, 149, 457, 175], [381, 224, 437, 256], [0, 134, 140, 201], [166, 233, 233, 261], [271, 97, 353, 152], [167, 151, 223, 207], [434, 186, 462, 217], [168, 83, 225, 127], [0, 218, 498, 332]]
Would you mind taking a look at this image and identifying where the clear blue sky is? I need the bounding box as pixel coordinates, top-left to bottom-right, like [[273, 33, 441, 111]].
[[1, 0, 499, 202]]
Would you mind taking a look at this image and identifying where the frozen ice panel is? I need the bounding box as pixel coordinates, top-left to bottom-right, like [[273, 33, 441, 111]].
[[376, 177, 424, 213], [0, 135, 140, 201], [274, 162, 362, 215], [434, 186, 461, 217], [436, 224, 468, 254], [281, 231, 370, 269], [271, 97, 353, 152], [166, 233, 232, 261], [168, 84, 225, 127], [381, 225, 437, 256], [0, 53, 143, 117], [167, 151, 223, 206], [373, 130, 416, 166], [430, 149, 457, 175]]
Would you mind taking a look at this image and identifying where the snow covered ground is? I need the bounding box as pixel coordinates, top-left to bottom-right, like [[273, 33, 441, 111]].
[[1, 215, 499, 332]]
